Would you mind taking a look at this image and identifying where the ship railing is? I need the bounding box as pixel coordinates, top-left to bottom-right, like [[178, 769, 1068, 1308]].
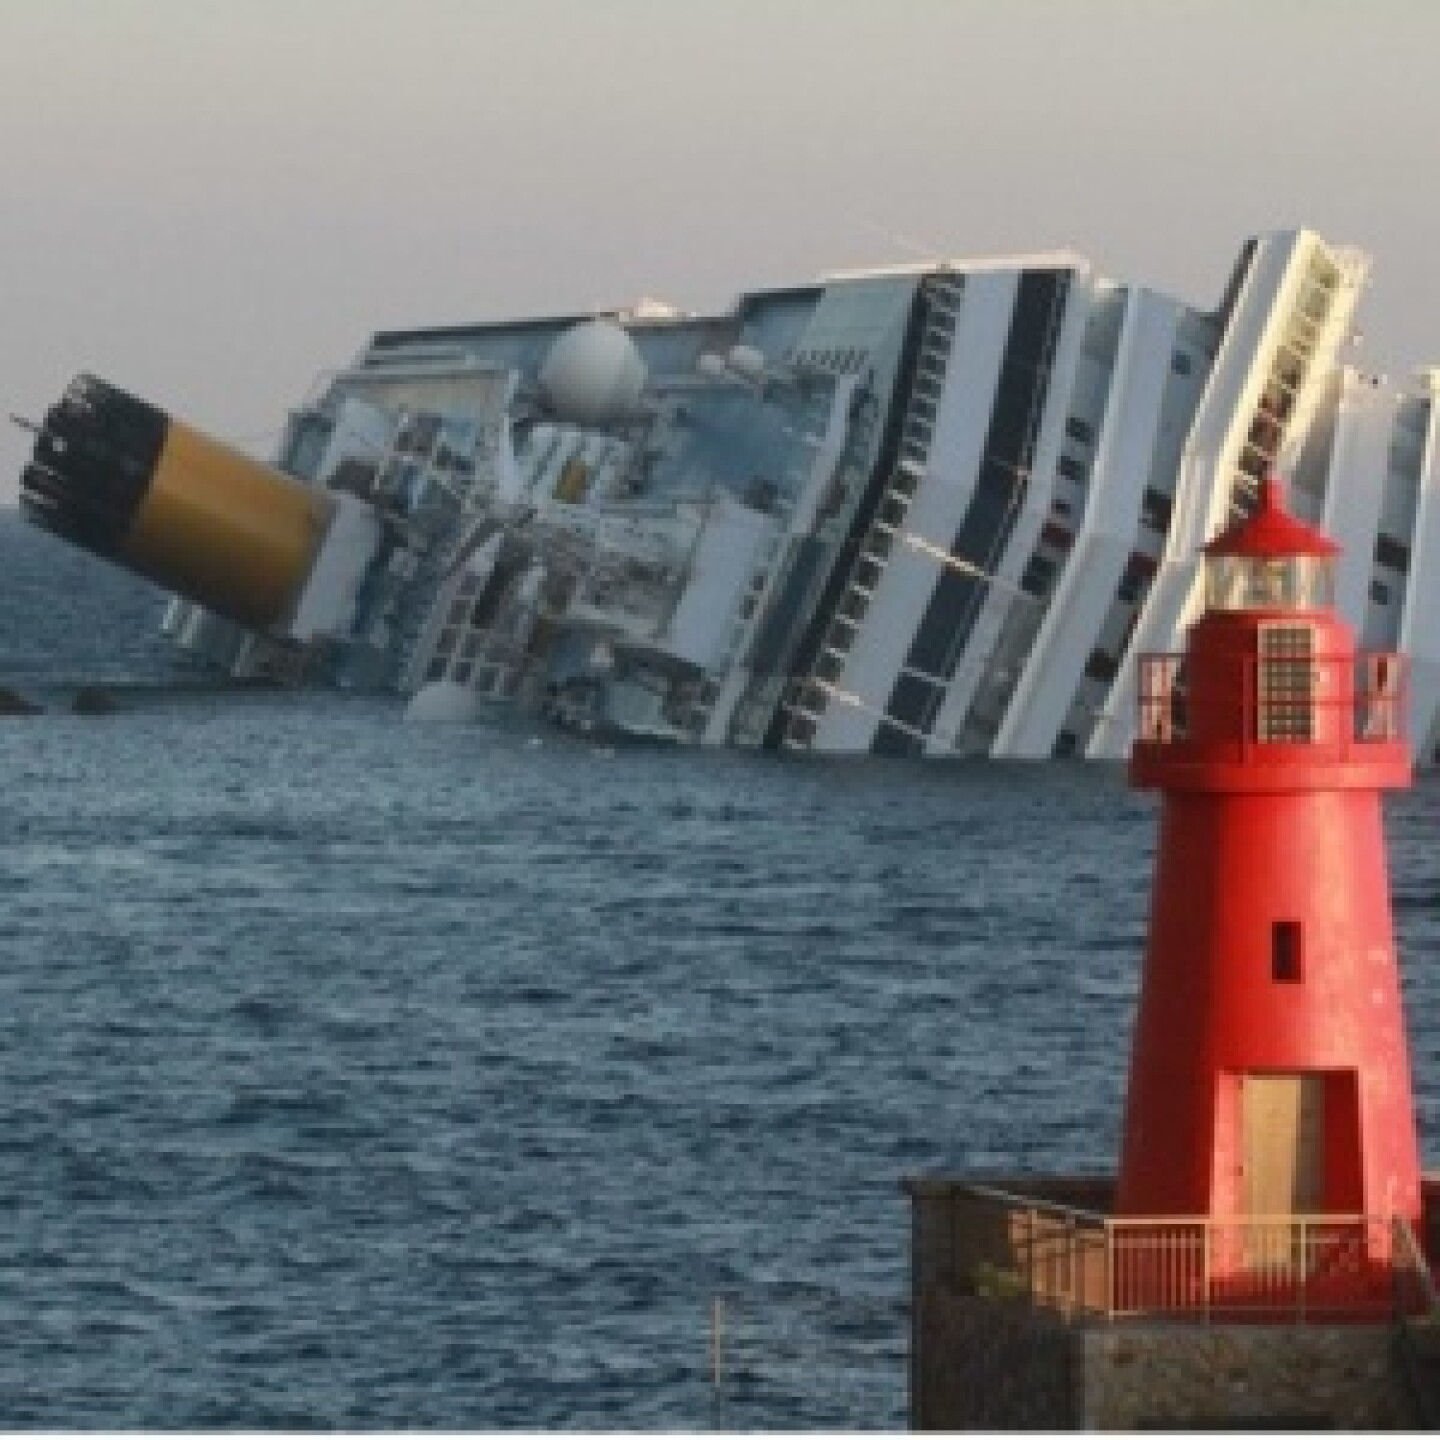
[[925, 1183, 1420, 1325], [1135, 650, 1408, 756]]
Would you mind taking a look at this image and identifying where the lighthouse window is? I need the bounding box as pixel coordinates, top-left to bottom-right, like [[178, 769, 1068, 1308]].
[[1257, 624, 1316, 742], [1272, 921, 1303, 984], [1207, 556, 1334, 611]]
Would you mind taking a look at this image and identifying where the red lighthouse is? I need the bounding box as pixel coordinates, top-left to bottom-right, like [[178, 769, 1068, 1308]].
[[1119, 476, 1419, 1248]]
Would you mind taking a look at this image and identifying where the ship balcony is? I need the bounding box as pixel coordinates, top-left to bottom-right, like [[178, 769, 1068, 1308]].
[[1133, 651, 1408, 770]]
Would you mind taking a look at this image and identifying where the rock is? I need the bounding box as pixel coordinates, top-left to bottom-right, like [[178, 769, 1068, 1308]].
[[0, 686, 42, 715], [70, 686, 119, 715]]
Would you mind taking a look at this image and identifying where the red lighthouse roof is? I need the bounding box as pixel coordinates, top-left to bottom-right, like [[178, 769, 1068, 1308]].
[[1202, 474, 1340, 559]]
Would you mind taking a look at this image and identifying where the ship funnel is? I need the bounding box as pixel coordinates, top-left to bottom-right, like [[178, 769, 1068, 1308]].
[[19, 373, 334, 631]]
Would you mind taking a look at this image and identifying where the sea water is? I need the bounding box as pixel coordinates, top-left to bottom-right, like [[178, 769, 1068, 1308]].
[[1, 514, 1437, 1427]]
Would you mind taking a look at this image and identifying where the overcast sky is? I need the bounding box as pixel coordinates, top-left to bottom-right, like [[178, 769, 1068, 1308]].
[[2, 0, 1437, 505]]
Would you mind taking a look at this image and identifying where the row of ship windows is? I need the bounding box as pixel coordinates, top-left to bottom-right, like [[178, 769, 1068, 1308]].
[[424, 654, 505, 690], [804, 549, 1163, 747], [803, 395, 945, 711], [895, 369, 1193, 484], [813, 395, 1178, 715], [1079, 544, 1166, 686]]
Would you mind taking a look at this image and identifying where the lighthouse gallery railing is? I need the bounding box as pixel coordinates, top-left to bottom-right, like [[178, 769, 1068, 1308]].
[[938, 1183, 1434, 1324], [1136, 651, 1407, 754]]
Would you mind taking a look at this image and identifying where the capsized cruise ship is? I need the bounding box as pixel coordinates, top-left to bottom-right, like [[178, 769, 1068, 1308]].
[[18, 227, 1440, 762]]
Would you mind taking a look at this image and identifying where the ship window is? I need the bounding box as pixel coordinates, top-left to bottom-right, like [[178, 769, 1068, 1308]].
[[864, 529, 894, 562], [451, 662, 473, 683], [1262, 379, 1295, 419], [425, 657, 447, 682], [1300, 286, 1331, 323], [1065, 416, 1094, 445], [1141, 487, 1173, 530], [1021, 553, 1057, 596], [1084, 648, 1118, 683], [855, 557, 883, 592], [1272, 921, 1303, 983], [1276, 350, 1305, 389], [878, 495, 909, 528], [1057, 455, 1087, 483], [1374, 533, 1410, 573], [1370, 579, 1391, 606], [1250, 409, 1283, 451], [1171, 350, 1193, 375]]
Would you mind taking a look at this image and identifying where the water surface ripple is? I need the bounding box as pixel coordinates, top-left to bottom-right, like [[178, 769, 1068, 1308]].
[[2, 517, 1437, 1427]]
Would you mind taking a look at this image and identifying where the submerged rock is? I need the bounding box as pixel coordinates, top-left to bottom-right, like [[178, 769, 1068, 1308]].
[[71, 686, 119, 715], [0, 686, 42, 715]]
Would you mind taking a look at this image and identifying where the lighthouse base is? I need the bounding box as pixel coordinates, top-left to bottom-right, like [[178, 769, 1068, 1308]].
[[905, 1174, 1440, 1430]]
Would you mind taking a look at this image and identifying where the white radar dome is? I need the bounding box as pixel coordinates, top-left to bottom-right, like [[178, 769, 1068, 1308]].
[[539, 319, 647, 426]]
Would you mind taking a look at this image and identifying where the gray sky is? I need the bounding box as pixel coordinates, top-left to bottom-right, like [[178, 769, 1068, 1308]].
[[2, 0, 1437, 505]]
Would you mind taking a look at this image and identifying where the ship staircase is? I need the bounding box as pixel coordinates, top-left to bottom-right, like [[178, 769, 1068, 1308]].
[[780, 268, 964, 749]]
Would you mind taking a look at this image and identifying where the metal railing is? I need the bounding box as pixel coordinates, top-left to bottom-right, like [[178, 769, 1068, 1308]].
[[1135, 650, 1407, 756], [1392, 1215, 1440, 1317], [943, 1185, 1434, 1325], [1109, 1213, 1397, 1322]]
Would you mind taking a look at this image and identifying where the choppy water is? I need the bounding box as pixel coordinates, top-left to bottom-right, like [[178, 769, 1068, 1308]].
[[1, 513, 1437, 1428]]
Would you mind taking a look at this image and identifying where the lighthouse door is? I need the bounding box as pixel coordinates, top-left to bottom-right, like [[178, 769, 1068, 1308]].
[[1241, 1073, 1325, 1266]]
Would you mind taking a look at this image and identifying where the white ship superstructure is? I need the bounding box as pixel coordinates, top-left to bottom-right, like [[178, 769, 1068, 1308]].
[[18, 226, 1440, 762]]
